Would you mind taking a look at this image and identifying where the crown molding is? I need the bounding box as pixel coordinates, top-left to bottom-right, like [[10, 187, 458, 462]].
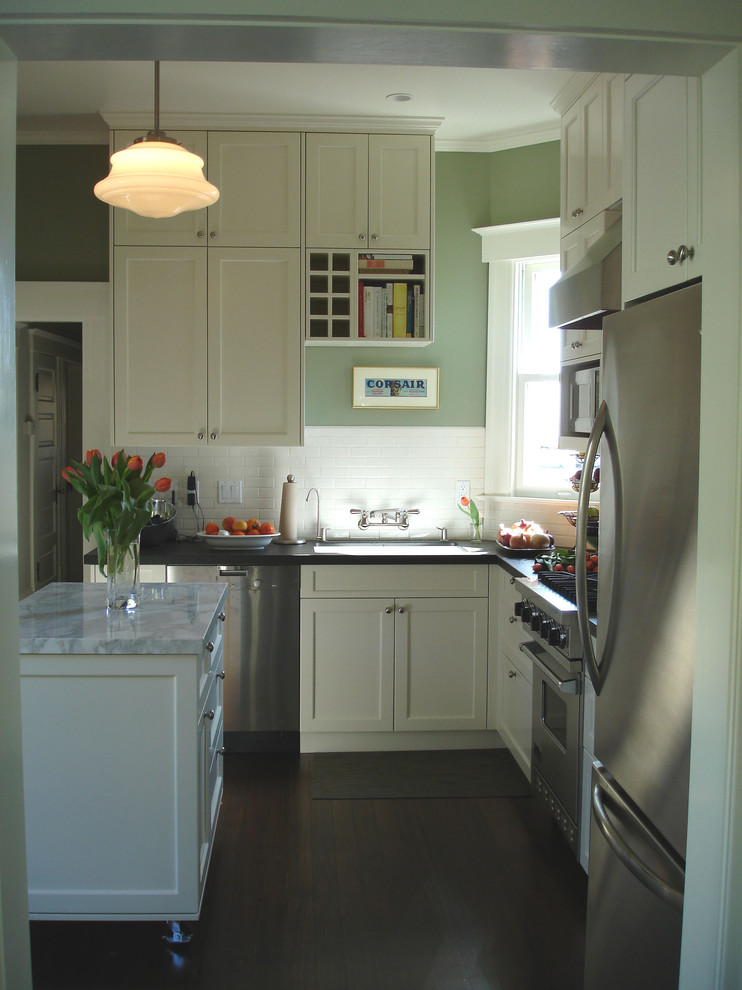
[[550, 72, 600, 116], [16, 114, 109, 145], [100, 112, 444, 135], [435, 121, 559, 153]]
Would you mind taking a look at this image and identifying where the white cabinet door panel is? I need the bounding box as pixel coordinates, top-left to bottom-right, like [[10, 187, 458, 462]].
[[368, 134, 431, 250], [300, 599, 395, 732], [114, 246, 208, 445], [305, 133, 368, 248], [207, 247, 302, 445], [207, 132, 301, 247], [394, 597, 488, 731]]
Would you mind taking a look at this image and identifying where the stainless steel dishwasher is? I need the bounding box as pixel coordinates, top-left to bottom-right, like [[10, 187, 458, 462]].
[[166, 564, 300, 752]]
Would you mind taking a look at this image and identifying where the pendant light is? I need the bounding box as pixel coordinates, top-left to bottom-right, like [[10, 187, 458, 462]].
[[94, 62, 219, 219]]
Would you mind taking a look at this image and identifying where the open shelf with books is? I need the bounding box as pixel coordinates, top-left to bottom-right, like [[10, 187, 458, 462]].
[[305, 250, 432, 345]]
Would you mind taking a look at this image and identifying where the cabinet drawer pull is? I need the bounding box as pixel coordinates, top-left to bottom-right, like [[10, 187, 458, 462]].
[[203, 709, 216, 721]]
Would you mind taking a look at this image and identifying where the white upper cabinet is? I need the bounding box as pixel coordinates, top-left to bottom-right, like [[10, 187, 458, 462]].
[[623, 75, 701, 302], [305, 133, 432, 250], [112, 130, 301, 248], [114, 246, 302, 447], [560, 74, 623, 239], [206, 132, 301, 247]]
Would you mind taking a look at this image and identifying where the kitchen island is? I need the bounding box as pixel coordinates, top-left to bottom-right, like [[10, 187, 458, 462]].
[[19, 581, 227, 924]]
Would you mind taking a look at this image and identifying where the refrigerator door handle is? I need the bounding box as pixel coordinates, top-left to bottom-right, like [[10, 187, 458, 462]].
[[592, 767, 685, 913], [576, 399, 623, 696]]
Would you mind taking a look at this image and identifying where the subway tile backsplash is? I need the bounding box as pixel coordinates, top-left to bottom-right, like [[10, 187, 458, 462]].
[[131, 426, 579, 545]]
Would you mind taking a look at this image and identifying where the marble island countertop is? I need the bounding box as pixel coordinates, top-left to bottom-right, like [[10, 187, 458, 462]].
[[19, 582, 227, 655]]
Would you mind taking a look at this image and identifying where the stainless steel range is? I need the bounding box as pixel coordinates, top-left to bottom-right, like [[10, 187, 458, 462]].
[[513, 571, 597, 857]]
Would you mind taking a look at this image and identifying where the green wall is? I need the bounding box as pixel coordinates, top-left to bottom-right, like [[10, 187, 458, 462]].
[[306, 142, 560, 426], [15, 141, 560, 426], [16, 145, 109, 282]]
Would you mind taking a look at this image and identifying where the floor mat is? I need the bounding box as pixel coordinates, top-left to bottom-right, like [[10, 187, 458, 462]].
[[310, 748, 532, 799]]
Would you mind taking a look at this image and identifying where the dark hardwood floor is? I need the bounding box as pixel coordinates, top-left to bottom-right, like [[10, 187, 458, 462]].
[[30, 753, 587, 990]]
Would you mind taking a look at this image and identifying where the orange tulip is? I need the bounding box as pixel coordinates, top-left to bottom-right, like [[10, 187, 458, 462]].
[[127, 455, 143, 472], [151, 452, 166, 469], [154, 477, 172, 492]]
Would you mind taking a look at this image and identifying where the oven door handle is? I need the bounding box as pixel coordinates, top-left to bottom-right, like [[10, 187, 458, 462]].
[[519, 641, 580, 695]]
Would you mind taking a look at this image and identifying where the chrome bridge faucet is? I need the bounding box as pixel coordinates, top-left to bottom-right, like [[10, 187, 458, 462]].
[[350, 508, 420, 531]]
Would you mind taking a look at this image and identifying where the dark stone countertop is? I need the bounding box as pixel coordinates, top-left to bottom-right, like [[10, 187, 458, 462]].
[[85, 537, 542, 578]]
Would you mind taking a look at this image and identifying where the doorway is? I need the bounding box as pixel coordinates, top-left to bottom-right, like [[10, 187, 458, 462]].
[[16, 322, 83, 596]]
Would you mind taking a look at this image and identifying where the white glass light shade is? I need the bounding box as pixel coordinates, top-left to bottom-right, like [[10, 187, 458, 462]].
[[94, 140, 220, 219]]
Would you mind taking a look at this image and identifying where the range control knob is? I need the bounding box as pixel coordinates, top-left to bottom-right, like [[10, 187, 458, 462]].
[[548, 624, 562, 647], [514, 600, 523, 617], [530, 609, 542, 631], [520, 602, 533, 624], [539, 615, 553, 639]]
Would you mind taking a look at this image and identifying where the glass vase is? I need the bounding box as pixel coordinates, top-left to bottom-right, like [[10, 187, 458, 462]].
[[105, 532, 141, 610], [470, 516, 484, 542]]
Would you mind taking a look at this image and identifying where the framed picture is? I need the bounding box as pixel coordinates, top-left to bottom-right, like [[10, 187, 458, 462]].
[[352, 366, 440, 409]]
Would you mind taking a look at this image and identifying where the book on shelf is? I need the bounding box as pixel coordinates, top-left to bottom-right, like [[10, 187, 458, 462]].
[[358, 282, 364, 337], [358, 253, 415, 272], [392, 283, 408, 338]]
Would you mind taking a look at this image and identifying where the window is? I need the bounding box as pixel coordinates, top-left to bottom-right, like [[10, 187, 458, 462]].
[[478, 219, 578, 499]]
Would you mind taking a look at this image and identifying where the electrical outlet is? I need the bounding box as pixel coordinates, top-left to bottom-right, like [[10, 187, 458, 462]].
[[218, 480, 243, 504], [187, 471, 199, 505], [455, 480, 470, 504]]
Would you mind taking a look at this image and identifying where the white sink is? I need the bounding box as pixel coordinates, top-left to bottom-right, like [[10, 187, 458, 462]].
[[313, 542, 484, 556]]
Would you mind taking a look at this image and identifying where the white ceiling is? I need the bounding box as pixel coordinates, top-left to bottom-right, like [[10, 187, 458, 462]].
[[16, 61, 591, 151]]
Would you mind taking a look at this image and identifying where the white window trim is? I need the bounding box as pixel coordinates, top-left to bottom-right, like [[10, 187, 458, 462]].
[[474, 218, 561, 496]]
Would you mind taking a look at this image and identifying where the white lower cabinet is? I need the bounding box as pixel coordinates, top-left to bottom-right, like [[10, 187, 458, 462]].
[[21, 607, 225, 920], [300, 564, 489, 742], [491, 568, 533, 779]]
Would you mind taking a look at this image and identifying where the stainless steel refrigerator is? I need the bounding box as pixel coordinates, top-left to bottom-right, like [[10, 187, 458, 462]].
[[575, 281, 701, 990]]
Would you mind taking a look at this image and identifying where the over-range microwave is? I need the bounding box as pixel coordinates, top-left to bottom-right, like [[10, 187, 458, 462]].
[[560, 360, 600, 445]]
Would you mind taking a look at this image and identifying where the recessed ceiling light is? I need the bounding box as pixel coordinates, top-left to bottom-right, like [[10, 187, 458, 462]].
[[386, 93, 414, 103]]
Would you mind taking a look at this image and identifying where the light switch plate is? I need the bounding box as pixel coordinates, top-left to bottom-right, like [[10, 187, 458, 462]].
[[218, 479, 243, 504]]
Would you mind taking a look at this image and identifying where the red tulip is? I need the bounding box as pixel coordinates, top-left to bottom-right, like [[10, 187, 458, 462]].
[[460, 496, 470, 507], [86, 449, 102, 466], [61, 466, 81, 483], [154, 477, 172, 492], [127, 455, 143, 472], [151, 452, 166, 469], [112, 450, 123, 466]]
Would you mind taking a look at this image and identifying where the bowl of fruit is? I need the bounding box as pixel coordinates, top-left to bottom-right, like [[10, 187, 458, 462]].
[[558, 506, 599, 548], [199, 516, 279, 550], [496, 519, 554, 555]]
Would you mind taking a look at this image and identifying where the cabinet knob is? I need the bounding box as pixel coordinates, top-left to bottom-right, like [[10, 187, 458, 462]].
[[509, 615, 517, 623], [571, 207, 584, 219], [218, 611, 226, 622], [666, 248, 679, 266], [209, 231, 217, 239], [203, 709, 216, 721], [217, 747, 226, 756], [677, 244, 695, 263], [198, 432, 205, 440], [197, 230, 205, 239], [508, 670, 517, 678], [210, 432, 218, 440], [397, 606, 406, 614], [217, 670, 226, 680], [384, 606, 393, 614], [205, 642, 215, 653], [358, 233, 366, 241], [371, 233, 378, 241]]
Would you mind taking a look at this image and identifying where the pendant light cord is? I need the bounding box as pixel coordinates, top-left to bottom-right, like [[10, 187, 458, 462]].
[[153, 61, 160, 135]]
